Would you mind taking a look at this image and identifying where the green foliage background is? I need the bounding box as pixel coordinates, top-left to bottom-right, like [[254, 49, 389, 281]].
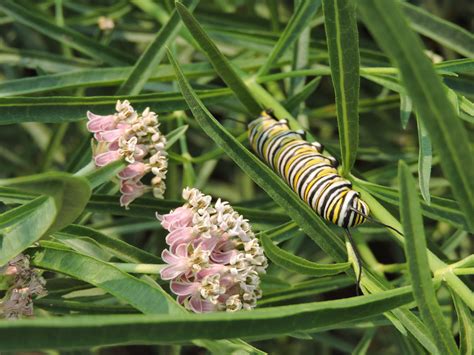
[[0, 0, 472, 354]]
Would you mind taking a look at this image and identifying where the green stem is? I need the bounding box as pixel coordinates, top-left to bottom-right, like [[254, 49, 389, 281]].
[[111, 263, 165, 274], [453, 268, 474, 275]]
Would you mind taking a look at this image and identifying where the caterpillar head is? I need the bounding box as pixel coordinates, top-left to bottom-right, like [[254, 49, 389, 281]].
[[340, 193, 370, 228]]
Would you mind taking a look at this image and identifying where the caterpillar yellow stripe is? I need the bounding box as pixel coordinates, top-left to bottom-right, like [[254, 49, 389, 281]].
[[249, 110, 369, 228]]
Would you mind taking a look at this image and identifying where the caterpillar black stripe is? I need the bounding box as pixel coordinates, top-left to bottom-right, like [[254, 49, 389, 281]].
[[249, 110, 370, 229]]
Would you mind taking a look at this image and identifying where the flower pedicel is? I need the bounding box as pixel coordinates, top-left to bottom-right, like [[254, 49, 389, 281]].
[[87, 100, 168, 208], [158, 188, 268, 313]]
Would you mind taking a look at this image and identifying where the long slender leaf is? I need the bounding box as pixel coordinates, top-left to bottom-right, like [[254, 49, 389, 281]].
[[359, 0, 474, 231], [61, 225, 161, 264], [257, 0, 321, 77], [116, 0, 199, 95], [0, 173, 91, 233], [451, 292, 473, 355], [401, 1, 474, 58], [0, 89, 232, 125], [0, 196, 56, 266], [398, 160, 458, 355], [322, 0, 360, 175], [417, 119, 432, 204], [357, 179, 470, 232], [29, 245, 180, 315], [261, 234, 351, 276], [86, 194, 290, 225], [176, 2, 262, 116], [0, 285, 414, 350], [0, 1, 132, 66]]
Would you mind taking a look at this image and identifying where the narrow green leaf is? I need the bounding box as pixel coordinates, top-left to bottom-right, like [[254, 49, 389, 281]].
[[0, 286, 414, 350], [165, 125, 189, 149], [257, 0, 321, 77], [0, 89, 232, 125], [29, 245, 180, 315], [451, 292, 473, 355], [398, 160, 458, 355], [284, 76, 322, 112], [116, 0, 199, 95], [261, 234, 351, 276], [175, 2, 262, 116], [322, 0, 360, 175], [0, 196, 56, 266], [80, 160, 126, 189], [400, 94, 412, 129], [417, 119, 432, 204], [352, 328, 376, 355], [61, 225, 161, 264], [359, 0, 474, 231], [401, 1, 474, 58], [0, 172, 91, 233], [0, 1, 132, 66], [86, 194, 290, 225], [357, 179, 470, 232]]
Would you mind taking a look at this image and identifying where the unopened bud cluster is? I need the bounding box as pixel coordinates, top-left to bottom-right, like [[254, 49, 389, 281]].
[[87, 100, 168, 208], [157, 188, 268, 313]]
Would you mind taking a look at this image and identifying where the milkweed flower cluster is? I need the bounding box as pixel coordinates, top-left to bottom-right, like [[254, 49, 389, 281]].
[[87, 100, 168, 208], [157, 188, 268, 313], [0, 254, 47, 320]]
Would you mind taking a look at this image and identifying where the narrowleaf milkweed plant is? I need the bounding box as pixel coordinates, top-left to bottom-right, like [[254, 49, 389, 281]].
[[0, 0, 472, 354]]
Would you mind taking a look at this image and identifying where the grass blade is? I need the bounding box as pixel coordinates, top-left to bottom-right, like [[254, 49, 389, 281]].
[[116, 0, 199, 95], [0, 1, 132, 66], [261, 234, 351, 276], [176, 2, 262, 116], [322, 0, 360, 175], [398, 160, 458, 355], [359, 0, 474, 231]]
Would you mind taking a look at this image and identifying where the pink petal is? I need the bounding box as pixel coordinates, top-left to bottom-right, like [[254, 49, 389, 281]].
[[161, 249, 180, 264], [189, 294, 216, 313], [86, 112, 116, 132], [118, 162, 147, 180], [170, 281, 199, 296], [197, 264, 225, 278], [98, 127, 127, 143], [160, 265, 187, 280], [199, 236, 219, 252], [94, 150, 121, 166], [211, 250, 237, 264], [166, 227, 194, 247], [175, 243, 188, 258]]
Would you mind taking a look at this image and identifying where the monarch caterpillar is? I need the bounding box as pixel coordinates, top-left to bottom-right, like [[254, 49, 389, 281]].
[[248, 110, 370, 229], [247, 109, 395, 290]]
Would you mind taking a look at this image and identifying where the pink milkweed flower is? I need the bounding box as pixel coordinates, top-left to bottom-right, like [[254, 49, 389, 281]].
[[86, 100, 168, 208], [119, 179, 148, 208], [158, 188, 268, 313]]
